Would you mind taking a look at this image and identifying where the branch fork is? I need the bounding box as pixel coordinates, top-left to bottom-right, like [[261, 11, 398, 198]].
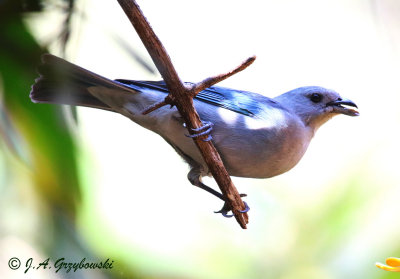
[[117, 0, 255, 228], [142, 56, 256, 117]]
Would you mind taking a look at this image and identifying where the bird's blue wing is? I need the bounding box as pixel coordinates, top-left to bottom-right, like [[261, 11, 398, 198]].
[[115, 80, 284, 117]]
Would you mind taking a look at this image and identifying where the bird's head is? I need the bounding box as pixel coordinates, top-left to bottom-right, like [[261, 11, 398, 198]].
[[274, 86, 359, 131]]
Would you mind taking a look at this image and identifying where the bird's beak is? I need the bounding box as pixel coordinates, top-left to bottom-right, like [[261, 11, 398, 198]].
[[326, 98, 359, 116]]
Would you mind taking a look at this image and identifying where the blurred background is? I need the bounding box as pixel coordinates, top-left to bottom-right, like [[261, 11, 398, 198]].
[[1, 0, 400, 278]]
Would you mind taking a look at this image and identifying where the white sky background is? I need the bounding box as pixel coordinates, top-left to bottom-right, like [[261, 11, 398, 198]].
[[27, 0, 400, 277]]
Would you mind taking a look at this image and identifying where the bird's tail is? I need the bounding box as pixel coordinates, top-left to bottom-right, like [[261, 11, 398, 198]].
[[30, 54, 131, 111]]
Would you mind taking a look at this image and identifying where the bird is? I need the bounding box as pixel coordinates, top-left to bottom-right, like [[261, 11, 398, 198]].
[[30, 54, 359, 216]]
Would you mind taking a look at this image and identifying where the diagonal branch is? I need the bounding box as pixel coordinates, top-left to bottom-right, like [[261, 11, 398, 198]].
[[116, 0, 184, 91], [117, 0, 252, 228]]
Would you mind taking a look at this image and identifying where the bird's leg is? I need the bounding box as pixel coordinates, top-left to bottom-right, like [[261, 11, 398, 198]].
[[188, 168, 249, 217], [185, 121, 213, 142], [214, 194, 250, 218]]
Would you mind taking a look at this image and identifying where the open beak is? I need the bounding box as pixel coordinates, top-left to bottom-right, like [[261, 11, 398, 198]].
[[327, 98, 359, 116]]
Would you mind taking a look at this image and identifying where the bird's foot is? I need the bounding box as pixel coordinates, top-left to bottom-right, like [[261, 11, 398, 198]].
[[185, 121, 213, 142], [214, 194, 249, 218]]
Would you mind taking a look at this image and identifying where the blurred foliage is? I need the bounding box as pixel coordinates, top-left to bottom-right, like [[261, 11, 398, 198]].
[[0, 0, 76, 257], [0, 14, 80, 218], [0, 0, 138, 278]]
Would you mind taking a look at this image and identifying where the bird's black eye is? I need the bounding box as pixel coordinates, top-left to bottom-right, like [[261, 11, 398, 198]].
[[310, 93, 322, 103]]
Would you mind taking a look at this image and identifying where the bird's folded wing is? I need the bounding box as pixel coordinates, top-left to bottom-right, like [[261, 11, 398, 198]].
[[115, 80, 285, 118]]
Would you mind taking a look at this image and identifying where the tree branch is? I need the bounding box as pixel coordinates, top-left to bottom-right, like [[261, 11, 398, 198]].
[[117, 0, 253, 228]]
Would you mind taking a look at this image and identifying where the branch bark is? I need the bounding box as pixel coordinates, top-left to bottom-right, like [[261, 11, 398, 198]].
[[117, 0, 254, 228]]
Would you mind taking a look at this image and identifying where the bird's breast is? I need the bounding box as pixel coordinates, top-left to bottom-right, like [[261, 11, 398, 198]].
[[210, 112, 312, 178]]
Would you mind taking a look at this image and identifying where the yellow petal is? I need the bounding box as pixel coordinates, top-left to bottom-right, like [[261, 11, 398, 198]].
[[386, 257, 400, 267], [376, 262, 400, 272]]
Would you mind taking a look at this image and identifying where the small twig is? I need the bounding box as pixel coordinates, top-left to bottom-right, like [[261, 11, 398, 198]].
[[117, 0, 251, 228], [141, 95, 174, 115], [141, 99, 168, 115], [191, 56, 256, 96], [141, 56, 256, 115]]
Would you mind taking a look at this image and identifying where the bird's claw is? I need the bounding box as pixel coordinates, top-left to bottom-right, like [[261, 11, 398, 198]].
[[214, 194, 249, 218], [185, 121, 214, 142]]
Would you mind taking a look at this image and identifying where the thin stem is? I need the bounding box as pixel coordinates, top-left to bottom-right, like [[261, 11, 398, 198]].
[[191, 56, 256, 96], [141, 96, 174, 115]]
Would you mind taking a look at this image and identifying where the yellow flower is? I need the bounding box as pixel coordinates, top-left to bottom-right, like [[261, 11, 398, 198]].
[[376, 257, 400, 272]]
